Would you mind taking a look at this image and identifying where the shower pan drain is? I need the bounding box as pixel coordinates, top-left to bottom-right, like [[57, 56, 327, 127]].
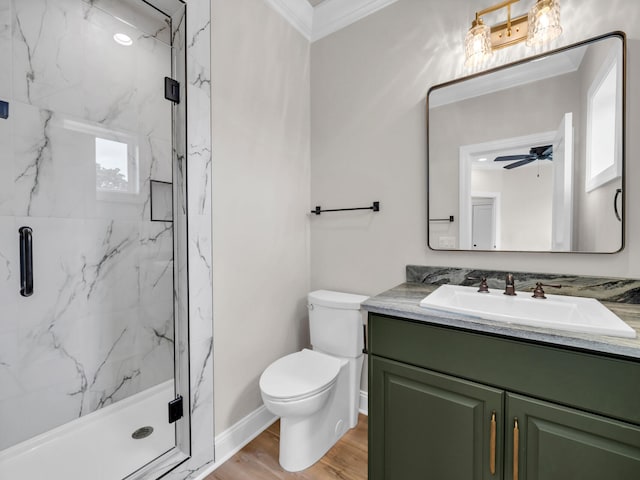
[[131, 426, 154, 439]]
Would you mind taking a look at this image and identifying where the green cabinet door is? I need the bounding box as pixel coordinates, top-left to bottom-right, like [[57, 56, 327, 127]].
[[505, 393, 640, 480], [370, 356, 504, 480]]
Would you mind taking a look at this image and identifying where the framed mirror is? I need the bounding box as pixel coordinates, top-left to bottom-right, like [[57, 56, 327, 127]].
[[427, 32, 625, 253]]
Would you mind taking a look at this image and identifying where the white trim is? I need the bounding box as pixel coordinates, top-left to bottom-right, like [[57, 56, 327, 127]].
[[262, 0, 398, 43], [429, 47, 586, 108], [552, 112, 574, 251], [263, 0, 314, 40], [194, 405, 277, 479], [359, 389, 368, 415], [214, 405, 277, 464], [194, 391, 369, 479], [585, 46, 623, 193], [312, 0, 399, 42]]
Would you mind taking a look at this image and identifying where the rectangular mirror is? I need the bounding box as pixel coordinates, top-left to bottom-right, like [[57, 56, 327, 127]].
[[427, 32, 625, 253]]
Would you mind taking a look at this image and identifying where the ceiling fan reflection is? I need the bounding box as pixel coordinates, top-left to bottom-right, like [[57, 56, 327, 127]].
[[494, 145, 553, 169]]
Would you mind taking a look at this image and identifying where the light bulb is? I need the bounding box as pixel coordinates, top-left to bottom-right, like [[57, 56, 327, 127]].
[[538, 10, 550, 29], [464, 19, 492, 68]]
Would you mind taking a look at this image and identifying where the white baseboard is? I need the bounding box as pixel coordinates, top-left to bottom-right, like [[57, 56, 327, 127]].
[[194, 405, 277, 479], [359, 390, 368, 415], [194, 391, 368, 479]]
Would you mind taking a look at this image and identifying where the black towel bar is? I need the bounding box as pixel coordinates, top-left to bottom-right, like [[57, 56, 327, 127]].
[[312, 201, 380, 215], [429, 215, 454, 222]]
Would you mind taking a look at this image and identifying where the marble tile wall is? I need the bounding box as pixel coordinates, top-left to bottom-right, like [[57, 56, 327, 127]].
[[0, 0, 175, 449], [162, 0, 215, 475]]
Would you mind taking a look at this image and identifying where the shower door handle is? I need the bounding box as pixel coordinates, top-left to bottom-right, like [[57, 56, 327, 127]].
[[19, 226, 33, 297]]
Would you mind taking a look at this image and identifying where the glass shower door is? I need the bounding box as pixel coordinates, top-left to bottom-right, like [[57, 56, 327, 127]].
[[0, 0, 188, 478]]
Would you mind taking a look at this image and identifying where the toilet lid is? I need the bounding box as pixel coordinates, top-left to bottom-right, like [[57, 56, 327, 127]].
[[260, 349, 342, 401]]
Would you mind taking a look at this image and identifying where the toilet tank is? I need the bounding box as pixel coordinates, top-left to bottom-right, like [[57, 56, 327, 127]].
[[308, 290, 369, 358]]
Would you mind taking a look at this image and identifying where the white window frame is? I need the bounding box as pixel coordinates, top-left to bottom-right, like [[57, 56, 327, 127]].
[[585, 47, 622, 193]]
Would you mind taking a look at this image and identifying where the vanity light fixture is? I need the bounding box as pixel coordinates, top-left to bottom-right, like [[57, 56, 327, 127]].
[[113, 32, 133, 46], [464, 0, 562, 67], [526, 0, 562, 46]]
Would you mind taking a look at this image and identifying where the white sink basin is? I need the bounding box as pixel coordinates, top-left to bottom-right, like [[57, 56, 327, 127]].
[[419, 285, 637, 339]]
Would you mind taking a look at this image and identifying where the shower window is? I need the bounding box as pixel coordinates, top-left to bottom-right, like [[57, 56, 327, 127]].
[[96, 137, 132, 193], [95, 136, 142, 199]]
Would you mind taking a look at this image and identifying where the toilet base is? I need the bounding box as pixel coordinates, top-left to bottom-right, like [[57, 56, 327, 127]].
[[279, 404, 345, 471], [278, 356, 362, 472]]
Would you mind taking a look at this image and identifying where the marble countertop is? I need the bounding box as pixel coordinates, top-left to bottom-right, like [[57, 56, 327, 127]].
[[362, 282, 640, 360]]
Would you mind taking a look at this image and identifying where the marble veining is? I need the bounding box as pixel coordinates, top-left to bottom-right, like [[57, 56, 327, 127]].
[[138, 20, 170, 42], [0, 0, 176, 451], [13, 5, 40, 104], [188, 19, 209, 49], [190, 144, 212, 215], [169, 0, 214, 476], [191, 337, 212, 415], [14, 108, 53, 216], [1, 0, 214, 476], [406, 265, 640, 304]]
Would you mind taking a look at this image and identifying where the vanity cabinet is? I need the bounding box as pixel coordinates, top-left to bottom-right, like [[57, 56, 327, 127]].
[[370, 356, 504, 479], [506, 393, 640, 479], [368, 313, 640, 480]]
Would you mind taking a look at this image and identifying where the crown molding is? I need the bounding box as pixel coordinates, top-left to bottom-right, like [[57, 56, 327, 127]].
[[262, 0, 398, 43], [311, 0, 399, 42], [263, 0, 314, 40]]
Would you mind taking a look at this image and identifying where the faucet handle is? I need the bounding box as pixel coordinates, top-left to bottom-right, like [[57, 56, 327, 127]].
[[467, 276, 489, 293], [532, 282, 562, 299]]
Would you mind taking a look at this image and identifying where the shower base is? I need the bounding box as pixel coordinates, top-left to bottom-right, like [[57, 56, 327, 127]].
[[0, 380, 175, 480]]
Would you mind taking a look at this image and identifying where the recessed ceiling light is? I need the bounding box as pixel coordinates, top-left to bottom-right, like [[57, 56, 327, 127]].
[[478, 157, 488, 162], [113, 33, 133, 46]]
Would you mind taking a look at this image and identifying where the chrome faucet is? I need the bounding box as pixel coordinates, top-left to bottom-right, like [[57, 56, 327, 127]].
[[504, 274, 516, 296]]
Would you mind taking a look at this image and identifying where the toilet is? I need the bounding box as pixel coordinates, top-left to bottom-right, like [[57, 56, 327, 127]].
[[259, 290, 369, 472]]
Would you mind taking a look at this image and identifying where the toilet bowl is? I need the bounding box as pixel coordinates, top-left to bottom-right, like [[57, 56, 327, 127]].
[[259, 290, 368, 472], [259, 349, 350, 472], [260, 349, 342, 418]]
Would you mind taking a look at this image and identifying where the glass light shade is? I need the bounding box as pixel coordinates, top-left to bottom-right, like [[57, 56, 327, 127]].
[[527, 0, 562, 46], [465, 21, 492, 68]]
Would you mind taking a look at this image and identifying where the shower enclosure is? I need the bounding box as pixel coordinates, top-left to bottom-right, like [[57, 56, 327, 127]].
[[0, 0, 193, 478]]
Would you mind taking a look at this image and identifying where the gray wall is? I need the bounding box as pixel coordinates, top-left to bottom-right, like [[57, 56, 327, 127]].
[[209, 0, 640, 430], [310, 0, 640, 293], [212, 0, 311, 434], [310, 0, 640, 392]]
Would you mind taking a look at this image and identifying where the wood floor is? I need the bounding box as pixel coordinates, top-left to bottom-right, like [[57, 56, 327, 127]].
[[206, 414, 368, 480]]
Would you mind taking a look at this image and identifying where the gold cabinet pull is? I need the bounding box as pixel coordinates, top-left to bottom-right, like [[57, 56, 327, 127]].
[[490, 411, 496, 475], [513, 418, 519, 480]]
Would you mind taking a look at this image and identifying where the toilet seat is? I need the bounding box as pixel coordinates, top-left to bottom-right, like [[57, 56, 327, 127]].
[[260, 349, 342, 402]]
